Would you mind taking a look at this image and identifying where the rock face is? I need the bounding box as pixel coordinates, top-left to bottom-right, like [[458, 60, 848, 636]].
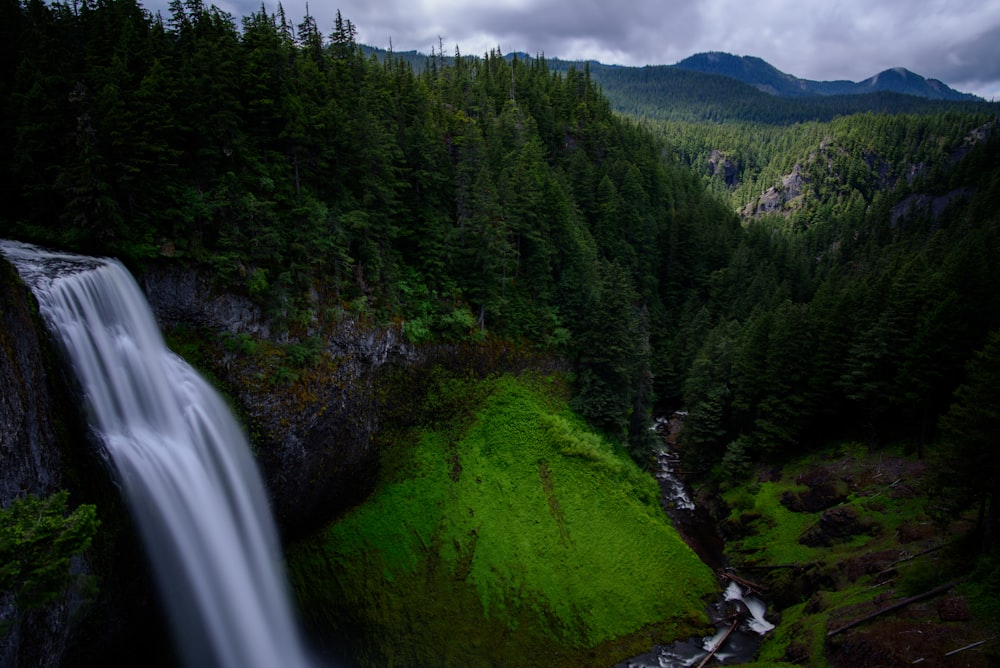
[[708, 150, 740, 188], [140, 261, 412, 537], [0, 258, 81, 667], [0, 261, 66, 504]]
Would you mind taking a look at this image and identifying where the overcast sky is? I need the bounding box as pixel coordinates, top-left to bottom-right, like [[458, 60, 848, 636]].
[[143, 0, 1000, 101]]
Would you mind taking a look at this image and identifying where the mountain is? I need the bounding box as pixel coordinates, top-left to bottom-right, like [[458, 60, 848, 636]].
[[674, 52, 980, 101], [544, 57, 994, 124], [853, 66, 979, 100]]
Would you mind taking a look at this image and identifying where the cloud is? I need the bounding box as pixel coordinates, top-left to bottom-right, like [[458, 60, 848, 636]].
[[936, 24, 1000, 100]]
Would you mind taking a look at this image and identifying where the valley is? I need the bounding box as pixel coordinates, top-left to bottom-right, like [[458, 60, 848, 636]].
[[1, 1, 1000, 666]]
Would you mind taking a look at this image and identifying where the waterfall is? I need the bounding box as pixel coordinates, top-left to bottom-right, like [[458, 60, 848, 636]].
[[1, 241, 314, 668]]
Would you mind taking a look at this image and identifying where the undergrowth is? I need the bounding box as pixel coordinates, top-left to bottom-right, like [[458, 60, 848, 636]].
[[717, 442, 999, 666]]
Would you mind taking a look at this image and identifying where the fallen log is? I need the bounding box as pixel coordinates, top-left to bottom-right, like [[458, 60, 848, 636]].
[[696, 618, 740, 668], [720, 570, 767, 592], [944, 639, 990, 657], [741, 562, 810, 571], [874, 542, 951, 579], [827, 576, 972, 637]]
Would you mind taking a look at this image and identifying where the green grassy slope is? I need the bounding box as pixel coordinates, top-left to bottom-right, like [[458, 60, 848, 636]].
[[288, 374, 717, 666]]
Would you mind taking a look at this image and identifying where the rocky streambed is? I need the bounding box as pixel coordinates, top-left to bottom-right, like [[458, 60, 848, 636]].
[[617, 415, 776, 667]]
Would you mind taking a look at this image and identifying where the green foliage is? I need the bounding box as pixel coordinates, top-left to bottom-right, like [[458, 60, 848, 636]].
[[930, 328, 1000, 547], [288, 373, 715, 666], [0, 491, 99, 612], [4, 0, 1000, 527], [0, 1, 744, 451]]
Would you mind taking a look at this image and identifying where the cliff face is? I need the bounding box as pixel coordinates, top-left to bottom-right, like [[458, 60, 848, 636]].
[[0, 259, 129, 667], [140, 262, 412, 537], [0, 261, 66, 505]]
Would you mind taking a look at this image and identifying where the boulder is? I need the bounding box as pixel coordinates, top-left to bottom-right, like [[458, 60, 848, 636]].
[[799, 505, 879, 547]]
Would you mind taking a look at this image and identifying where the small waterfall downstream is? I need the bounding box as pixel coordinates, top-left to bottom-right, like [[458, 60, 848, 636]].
[[1, 241, 314, 668], [618, 414, 773, 667]]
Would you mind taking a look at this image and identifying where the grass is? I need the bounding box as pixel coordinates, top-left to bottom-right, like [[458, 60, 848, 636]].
[[287, 372, 717, 667]]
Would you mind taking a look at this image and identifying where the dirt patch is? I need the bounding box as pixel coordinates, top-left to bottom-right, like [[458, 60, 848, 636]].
[[828, 613, 990, 667]]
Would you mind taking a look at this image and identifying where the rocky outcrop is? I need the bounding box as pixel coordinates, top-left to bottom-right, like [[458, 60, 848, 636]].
[[220, 321, 409, 538], [140, 262, 414, 537], [742, 163, 809, 218], [707, 150, 740, 188], [799, 505, 880, 547], [140, 262, 273, 339]]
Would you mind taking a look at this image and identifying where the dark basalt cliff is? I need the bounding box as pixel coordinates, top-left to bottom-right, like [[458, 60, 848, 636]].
[[0, 258, 84, 667], [140, 262, 412, 538], [0, 261, 67, 509]]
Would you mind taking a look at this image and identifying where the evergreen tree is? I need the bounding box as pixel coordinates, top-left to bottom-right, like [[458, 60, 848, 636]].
[[934, 330, 1000, 551]]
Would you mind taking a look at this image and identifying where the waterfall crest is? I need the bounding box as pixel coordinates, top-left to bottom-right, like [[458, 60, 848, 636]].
[[1, 241, 313, 668]]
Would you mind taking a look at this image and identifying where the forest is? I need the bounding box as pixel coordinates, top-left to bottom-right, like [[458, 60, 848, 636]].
[[4, 0, 1000, 541], [3, 0, 1000, 664]]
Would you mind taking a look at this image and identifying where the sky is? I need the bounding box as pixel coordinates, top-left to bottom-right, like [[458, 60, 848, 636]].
[[143, 0, 1000, 101]]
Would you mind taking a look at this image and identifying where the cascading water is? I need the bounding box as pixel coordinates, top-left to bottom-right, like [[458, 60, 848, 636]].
[[617, 414, 773, 667], [1, 240, 314, 668]]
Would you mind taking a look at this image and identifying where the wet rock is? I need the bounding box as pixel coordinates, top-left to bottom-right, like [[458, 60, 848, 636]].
[[0, 260, 65, 503]]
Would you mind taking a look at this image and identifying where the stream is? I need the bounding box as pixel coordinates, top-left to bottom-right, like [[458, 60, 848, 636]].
[[616, 414, 774, 667]]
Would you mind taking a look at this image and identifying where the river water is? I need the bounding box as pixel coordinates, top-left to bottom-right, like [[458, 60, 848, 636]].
[[616, 415, 774, 667], [1, 240, 316, 668]]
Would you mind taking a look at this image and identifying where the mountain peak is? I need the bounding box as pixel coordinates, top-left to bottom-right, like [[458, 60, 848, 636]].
[[673, 53, 979, 101]]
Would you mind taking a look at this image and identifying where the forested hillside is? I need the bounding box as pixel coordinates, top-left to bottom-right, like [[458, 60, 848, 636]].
[[547, 57, 997, 123], [5, 0, 1000, 483], [1, 0, 742, 454], [650, 112, 1000, 481]]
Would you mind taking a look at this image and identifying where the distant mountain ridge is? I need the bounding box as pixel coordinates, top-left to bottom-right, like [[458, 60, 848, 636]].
[[673, 52, 980, 101], [363, 46, 994, 123]]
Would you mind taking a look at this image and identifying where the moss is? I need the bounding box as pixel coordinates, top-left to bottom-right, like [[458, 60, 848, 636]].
[[288, 373, 716, 666]]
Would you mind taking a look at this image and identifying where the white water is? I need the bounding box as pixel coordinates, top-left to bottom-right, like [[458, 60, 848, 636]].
[[651, 417, 694, 510], [723, 581, 774, 635], [1, 241, 313, 668], [619, 579, 773, 668]]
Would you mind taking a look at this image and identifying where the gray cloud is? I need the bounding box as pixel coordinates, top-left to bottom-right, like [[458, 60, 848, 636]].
[[143, 0, 1000, 99]]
